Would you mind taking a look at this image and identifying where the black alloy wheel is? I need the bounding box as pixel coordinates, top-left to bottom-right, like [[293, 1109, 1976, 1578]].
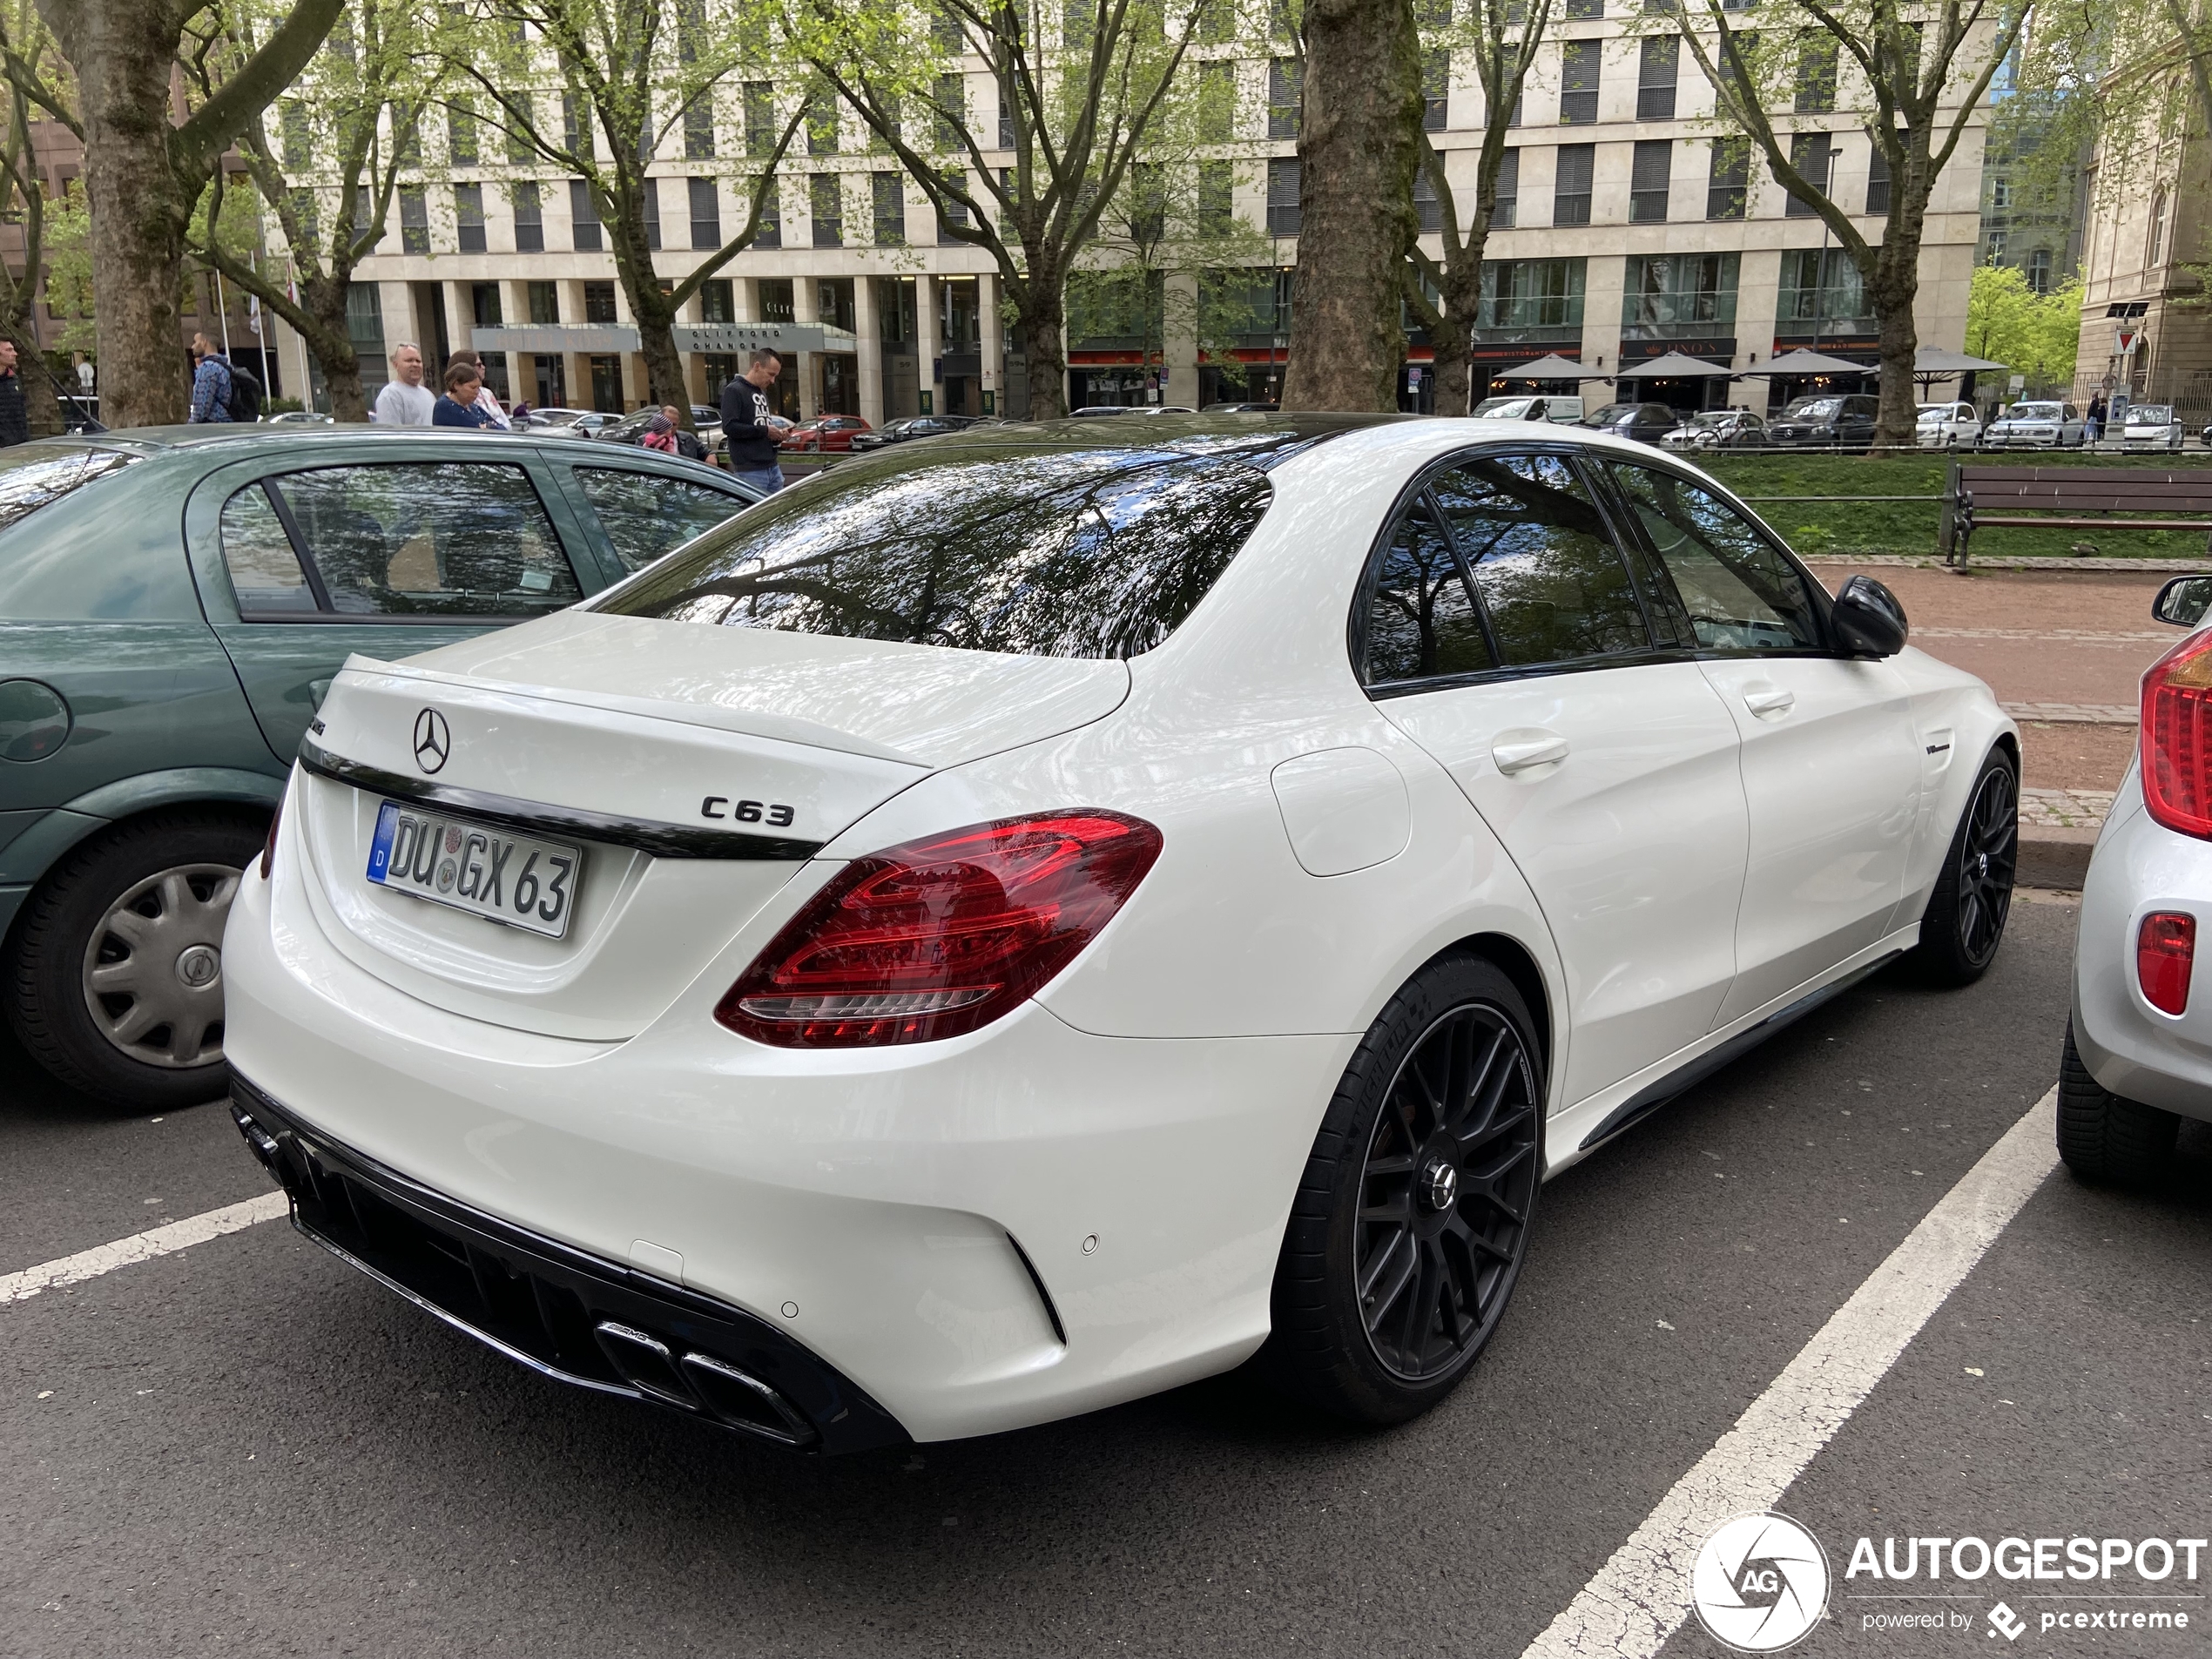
[[1906, 748, 2019, 988], [1355, 1002, 1541, 1380], [1265, 955, 1543, 1423]]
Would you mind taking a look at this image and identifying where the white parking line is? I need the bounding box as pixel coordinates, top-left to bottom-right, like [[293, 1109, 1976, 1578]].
[[1521, 1088, 2060, 1659], [0, 1191, 289, 1306]]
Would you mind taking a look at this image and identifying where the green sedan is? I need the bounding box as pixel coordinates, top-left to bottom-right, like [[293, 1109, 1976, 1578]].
[[0, 425, 759, 1107]]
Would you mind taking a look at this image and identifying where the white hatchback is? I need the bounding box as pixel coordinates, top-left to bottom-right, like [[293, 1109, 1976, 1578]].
[[224, 415, 2019, 1450]]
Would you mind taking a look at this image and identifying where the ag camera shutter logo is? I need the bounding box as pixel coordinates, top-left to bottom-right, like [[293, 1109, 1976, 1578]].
[[1692, 1512, 1832, 1652]]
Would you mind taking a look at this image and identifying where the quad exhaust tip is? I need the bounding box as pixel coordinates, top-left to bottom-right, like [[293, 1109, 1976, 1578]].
[[591, 1321, 819, 1447]]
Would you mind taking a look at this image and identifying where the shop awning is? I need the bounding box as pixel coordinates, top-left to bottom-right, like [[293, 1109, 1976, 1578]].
[[1611, 352, 1735, 379]]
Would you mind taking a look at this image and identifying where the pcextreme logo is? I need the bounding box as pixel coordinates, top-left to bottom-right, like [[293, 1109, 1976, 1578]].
[[1692, 1513, 1832, 1653], [1845, 1531, 2206, 1642]]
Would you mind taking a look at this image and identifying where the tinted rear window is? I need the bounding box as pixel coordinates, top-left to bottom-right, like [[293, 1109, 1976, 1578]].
[[597, 442, 1274, 658], [0, 443, 138, 532]]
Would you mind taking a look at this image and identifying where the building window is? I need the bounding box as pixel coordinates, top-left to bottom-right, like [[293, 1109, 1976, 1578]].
[[570, 179, 602, 250], [1423, 49, 1449, 130], [1778, 246, 1868, 330], [811, 172, 843, 246], [583, 280, 617, 324], [455, 183, 486, 253], [280, 101, 312, 169], [933, 74, 964, 149], [1637, 35, 1677, 119], [999, 91, 1014, 150], [590, 353, 624, 413], [447, 101, 477, 167], [1552, 142, 1594, 225], [937, 170, 970, 243], [528, 280, 559, 324], [685, 96, 715, 160], [873, 171, 906, 244], [399, 185, 429, 254], [1559, 41, 1600, 125], [2149, 188, 2170, 266], [1267, 155, 1301, 234], [1493, 147, 1519, 227], [755, 180, 782, 248], [504, 93, 535, 165], [1985, 229, 2007, 260], [1991, 178, 2013, 210], [1784, 132, 1831, 217], [1707, 139, 1747, 219], [510, 181, 543, 252], [1414, 167, 1443, 233], [1794, 39, 1837, 113], [347, 285, 387, 389], [1199, 159, 1235, 233], [1477, 257, 1586, 338], [642, 177, 660, 250], [563, 91, 583, 155], [1865, 144, 1890, 215], [700, 279, 734, 323], [2027, 247, 2052, 293], [806, 90, 838, 154], [745, 84, 778, 157], [759, 277, 796, 322], [1199, 61, 1235, 143], [689, 177, 721, 249], [470, 282, 502, 327], [1622, 251, 1738, 335], [1566, 0, 1603, 15], [1629, 138, 1670, 222], [1269, 57, 1302, 138]]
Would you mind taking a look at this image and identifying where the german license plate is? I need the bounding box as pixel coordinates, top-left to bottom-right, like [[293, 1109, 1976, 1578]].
[[367, 801, 582, 939]]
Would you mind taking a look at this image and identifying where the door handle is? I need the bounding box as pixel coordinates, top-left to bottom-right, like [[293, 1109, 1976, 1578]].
[[1493, 732, 1570, 774], [1743, 687, 1796, 717]]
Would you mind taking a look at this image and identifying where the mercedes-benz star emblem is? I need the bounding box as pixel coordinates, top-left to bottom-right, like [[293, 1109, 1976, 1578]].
[[412, 708, 451, 774]]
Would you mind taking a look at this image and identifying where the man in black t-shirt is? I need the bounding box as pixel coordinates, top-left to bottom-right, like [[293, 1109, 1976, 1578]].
[[718, 348, 786, 493]]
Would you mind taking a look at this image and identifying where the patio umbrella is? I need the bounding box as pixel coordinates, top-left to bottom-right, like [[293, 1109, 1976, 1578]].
[[1912, 347, 2009, 375], [1610, 352, 1734, 379], [1494, 354, 1611, 381], [1739, 348, 1869, 377]]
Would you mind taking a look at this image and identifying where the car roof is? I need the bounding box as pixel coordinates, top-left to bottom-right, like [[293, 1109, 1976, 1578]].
[[25, 424, 741, 483], [907, 411, 1402, 469]]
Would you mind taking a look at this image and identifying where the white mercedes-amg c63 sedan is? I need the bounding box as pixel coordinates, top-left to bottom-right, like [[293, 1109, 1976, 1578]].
[[223, 414, 2018, 1451]]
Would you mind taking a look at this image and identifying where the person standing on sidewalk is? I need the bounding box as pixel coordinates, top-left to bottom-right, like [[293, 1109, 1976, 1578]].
[[187, 334, 233, 423], [372, 343, 435, 427], [0, 340, 29, 448], [2086, 393, 2107, 446], [719, 349, 786, 493]]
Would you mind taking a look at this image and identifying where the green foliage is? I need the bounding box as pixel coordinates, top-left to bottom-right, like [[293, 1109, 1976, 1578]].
[[41, 180, 97, 355], [1966, 262, 2084, 395]]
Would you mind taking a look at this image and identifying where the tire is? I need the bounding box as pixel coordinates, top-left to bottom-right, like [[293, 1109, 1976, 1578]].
[[1263, 954, 1543, 1425], [1907, 747, 2018, 987], [5, 808, 265, 1109], [2057, 1022, 2178, 1187]]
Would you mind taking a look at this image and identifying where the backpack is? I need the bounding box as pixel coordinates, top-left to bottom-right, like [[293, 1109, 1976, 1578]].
[[225, 357, 264, 423]]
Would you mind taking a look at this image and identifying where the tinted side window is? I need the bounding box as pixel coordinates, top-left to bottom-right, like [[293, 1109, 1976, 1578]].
[[1360, 498, 1493, 685], [1431, 455, 1649, 666], [1608, 462, 1822, 651], [220, 482, 318, 613], [572, 466, 748, 572], [270, 463, 582, 617], [601, 445, 1273, 659]]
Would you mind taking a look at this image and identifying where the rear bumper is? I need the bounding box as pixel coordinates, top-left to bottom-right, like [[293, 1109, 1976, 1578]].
[[2073, 778, 2212, 1123], [230, 1073, 907, 1453]]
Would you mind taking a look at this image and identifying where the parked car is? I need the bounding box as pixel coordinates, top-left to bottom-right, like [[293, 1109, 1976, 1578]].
[[223, 415, 2014, 1452], [0, 428, 760, 1109], [262, 409, 335, 426], [850, 415, 984, 451], [598, 407, 722, 455], [1662, 408, 1767, 450], [2060, 571, 2212, 1185], [1204, 401, 1280, 413], [779, 415, 874, 452], [516, 407, 591, 428], [1767, 394, 1879, 448], [1982, 400, 2086, 449], [1577, 401, 1681, 443], [1474, 395, 1586, 423], [2121, 403, 2186, 453], [1069, 405, 1199, 417], [1916, 401, 1983, 448]]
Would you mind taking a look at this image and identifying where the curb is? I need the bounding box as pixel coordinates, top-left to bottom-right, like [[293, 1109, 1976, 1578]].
[[2019, 826, 2098, 890], [1801, 554, 2204, 573]]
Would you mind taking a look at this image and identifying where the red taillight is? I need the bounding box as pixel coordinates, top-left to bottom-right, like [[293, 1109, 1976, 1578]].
[[718, 810, 1163, 1048], [2141, 630, 2212, 837], [260, 790, 283, 880], [2137, 911, 2196, 1015]]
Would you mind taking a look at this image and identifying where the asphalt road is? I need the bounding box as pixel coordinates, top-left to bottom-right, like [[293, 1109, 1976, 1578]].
[[3, 897, 2209, 1659]]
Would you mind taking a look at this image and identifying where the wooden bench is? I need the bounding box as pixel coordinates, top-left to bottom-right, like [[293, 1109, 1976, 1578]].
[[1944, 463, 2212, 564]]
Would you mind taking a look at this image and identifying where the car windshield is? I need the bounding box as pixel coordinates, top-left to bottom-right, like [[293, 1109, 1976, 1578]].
[[595, 439, 1276, 658], [2130, 406, 2175, 423], [1916, 406, 1951, 421], [1782, 398, 1841, 420], [1581, 404, 1636, 425], [1685, 413, 1731, 428], [2010, 403, 2060, 421], [0, 443, 139, 534], [1474, 398, 1533, 417]]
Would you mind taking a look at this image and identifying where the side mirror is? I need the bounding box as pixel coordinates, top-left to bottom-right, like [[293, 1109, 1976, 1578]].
[[1832, 573, 1909, 658], [2153, 574, 2212, 628]]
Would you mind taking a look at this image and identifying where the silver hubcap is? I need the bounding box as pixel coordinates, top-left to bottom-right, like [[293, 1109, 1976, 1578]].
[[80, 862, 240, 1069]]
